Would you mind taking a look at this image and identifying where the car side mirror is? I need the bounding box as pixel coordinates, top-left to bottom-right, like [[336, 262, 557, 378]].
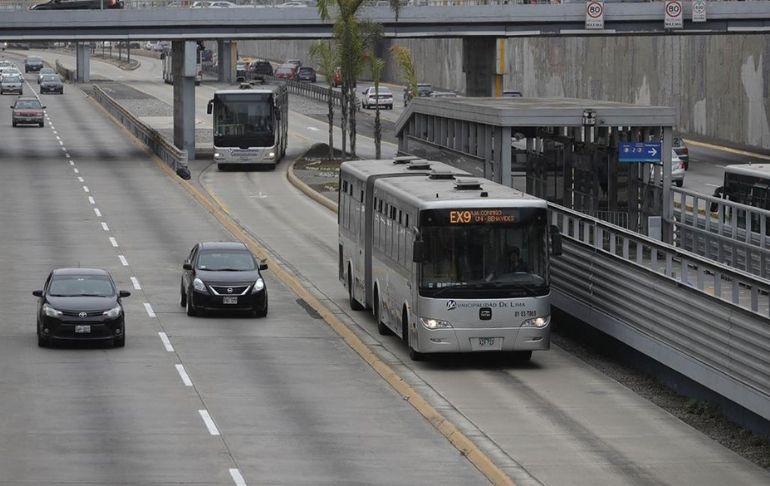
[[259, 260, 268, 271], [119, 290, 131, 298], [183, 263, 192, 270], [41, 106, 46, 109], [32, 290, 43, 297], [412, 240, 425, 263], [550, 225, 563, 256]]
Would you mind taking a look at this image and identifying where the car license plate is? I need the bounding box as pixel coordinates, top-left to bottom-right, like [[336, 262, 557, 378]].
[[223, 296, 238, 304], [75, 325, 91, 334], [471, 337, 502, 351]]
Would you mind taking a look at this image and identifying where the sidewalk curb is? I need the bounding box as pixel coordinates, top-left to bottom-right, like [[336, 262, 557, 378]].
[[286, 159, 337, 212]]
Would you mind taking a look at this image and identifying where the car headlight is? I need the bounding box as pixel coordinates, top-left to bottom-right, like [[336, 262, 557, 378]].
[[103, 304, 122, 319], [521, 315, 550, 328], [419, 317, 452, 329], [193, 277, 208, 293], [252, 278, 265, 293], [43, 303, 62, 318]]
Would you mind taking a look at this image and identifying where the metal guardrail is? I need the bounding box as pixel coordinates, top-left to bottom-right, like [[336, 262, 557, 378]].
[[264, 75, 342, 107], [91, 84, 187, 170], [672, 187, 770, 280], [549, 202, 770, 422]]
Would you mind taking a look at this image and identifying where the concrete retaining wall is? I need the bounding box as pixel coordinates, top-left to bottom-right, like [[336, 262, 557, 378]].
[[240, 34, 770, 150]]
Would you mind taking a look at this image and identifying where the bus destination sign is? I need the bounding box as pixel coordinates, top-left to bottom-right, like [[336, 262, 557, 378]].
[[449, 209, 516, 224]]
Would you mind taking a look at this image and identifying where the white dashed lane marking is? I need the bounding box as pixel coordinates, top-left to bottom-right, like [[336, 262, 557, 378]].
[[88, 196, 95, 204], [198, 410, 220, 436], [109, 237, 118, 247], [73, 168, 79, 174], [78, 176, 84, 183], [101, 222, 109, 232], [94, 208, 101, 217], [69, 160, 74, 166], [158, 332, 174, 352], [175, 364, 193, 387], [83, 186, 89, 193], [144, 303, 156, 318], [118, 255, 128, 266], [229, 469, 247, 486], [130, 277, 141, 290]]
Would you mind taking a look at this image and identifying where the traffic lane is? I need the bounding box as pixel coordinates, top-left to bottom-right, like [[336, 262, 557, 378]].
[[198, 145, 770, 485], [17, 49, 164, 82], [46, 74, 487, 484], [0, 90, 231, 484]]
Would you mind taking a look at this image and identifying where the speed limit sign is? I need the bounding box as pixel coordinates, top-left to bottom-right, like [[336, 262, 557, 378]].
[[664, 0, 683, 29], [692, 0, 706, 22], [585, 0, 604, 30]]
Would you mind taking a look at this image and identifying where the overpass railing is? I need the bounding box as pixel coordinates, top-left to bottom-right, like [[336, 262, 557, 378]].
[[672, 186, 770, 280], [91, 84, 187, 170], [264, 76, 342, 107], [549, 202, 770, 422]]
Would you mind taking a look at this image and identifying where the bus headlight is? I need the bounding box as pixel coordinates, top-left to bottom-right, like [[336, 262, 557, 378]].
[[268, 152, 275, 158], [214, 152, 221, 159], [419, 317, 452, 329], [521, 315, 550, 328]]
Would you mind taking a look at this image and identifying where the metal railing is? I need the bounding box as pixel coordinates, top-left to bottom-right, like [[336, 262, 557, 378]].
[[672, 187, 770, 280], [264, 75, 342, 107], [91, 84, 187, 170], [549, 202, 770, 422]]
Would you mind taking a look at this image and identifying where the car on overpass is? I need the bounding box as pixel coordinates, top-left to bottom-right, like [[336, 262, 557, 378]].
[[180, 242, 269, 317], [33, 268, 131, 348], [10, 96, 45, 127], [30, 0, 124, 9]]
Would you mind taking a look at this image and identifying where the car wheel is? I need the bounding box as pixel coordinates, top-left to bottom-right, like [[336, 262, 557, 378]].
[[254, 293, 268, 318], [186, 290, 197, 316], [114, 335, 125, 348], [180, 281, 186, 307], [12, 122, 17, 127], [675, 180, 683, 188]]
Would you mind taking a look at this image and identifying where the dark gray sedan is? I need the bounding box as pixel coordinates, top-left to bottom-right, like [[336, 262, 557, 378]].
[[33, 268, 131, 347], [40, 74, 63, 94]]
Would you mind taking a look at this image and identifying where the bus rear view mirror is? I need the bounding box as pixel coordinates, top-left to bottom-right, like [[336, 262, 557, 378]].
[[710, 186, 724, 213], [413, 241, 425, 263], [550, 225, 563, 256], [206, 99, 213, 115]]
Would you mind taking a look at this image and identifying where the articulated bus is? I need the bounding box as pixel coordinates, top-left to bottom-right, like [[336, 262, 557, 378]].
[[339, 157, 562, 361], [206, 84, 288, 170], [712, 164, 770, 211]]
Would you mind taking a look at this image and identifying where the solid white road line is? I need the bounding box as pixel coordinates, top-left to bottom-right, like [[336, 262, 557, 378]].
[[94, 207, 102, 217], [706, 183, 720, 188], [144, 303, 156, 318], [88, 196, 95, 204], [175, 364, 193, 387], [78, 176, 84, 183], [101, 222, 110, 232], [158, 332, 174, 352], [83, 186, 89, 193], [118, 255, 128, 266], [198, 410, 220, 436], [131, 277, 141, 290], [109, 237, 118, 247], [229, 469, 247, 486]]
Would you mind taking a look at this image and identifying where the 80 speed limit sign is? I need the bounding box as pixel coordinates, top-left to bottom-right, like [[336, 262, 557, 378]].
[[664, 0, 683, 29], [585, 0, 604, 30]]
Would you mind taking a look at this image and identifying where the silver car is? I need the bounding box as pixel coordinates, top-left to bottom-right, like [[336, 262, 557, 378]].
[[0, 73, 23, 95]]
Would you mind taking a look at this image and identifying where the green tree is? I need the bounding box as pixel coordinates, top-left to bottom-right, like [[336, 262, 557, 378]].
[[366, 54, 386, 159], [390, 45, 417, 107], [309, 40, 339, 161]]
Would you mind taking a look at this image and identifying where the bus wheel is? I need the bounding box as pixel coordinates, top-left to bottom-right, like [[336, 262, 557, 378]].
[[348, 270, 364, 311], [404, 311, 423, 361], [374, 290, 390, 335]]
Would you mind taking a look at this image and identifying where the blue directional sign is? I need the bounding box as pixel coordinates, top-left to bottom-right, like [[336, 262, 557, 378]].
[[618, 142, 662, 164]]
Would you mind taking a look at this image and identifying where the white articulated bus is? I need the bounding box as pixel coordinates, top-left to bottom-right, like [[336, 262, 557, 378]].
[[206, 85, 288, 170], [339, 157, 562, 361]]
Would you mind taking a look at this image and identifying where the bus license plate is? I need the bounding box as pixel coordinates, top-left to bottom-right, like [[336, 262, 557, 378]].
[[223, 296, 238, 304], [471, 337, 501, 351], [75, 325, 91, 334]]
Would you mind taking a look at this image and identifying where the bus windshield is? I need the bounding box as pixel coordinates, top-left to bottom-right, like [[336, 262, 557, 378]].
[[213, 93, 274, 148], [419, 208, 548, 298]]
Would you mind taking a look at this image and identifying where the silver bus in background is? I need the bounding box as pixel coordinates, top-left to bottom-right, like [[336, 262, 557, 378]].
[[338, 157, 562, 362]]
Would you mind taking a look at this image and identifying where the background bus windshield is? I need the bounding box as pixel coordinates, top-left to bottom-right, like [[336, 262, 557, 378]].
[[213, 94, 274, 148], [419, 208, 548, 298]]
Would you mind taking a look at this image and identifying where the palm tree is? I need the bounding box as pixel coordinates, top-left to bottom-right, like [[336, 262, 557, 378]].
[[309, 40, 338, 161], [366, 54, 386, 159], [390, 45, 417, 107]]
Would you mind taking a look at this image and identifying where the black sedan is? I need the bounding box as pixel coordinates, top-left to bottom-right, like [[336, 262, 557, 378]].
[[39, 74, 63, 94], [24, 56, 44, 73], [33, 268, 131, 347], [181, 242, 268, 317], [179, 242, 267, 317]]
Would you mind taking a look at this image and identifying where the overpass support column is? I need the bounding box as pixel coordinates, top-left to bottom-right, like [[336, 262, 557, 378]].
[[462, 37, 504, 97], [172, 41, 197, 161], [217, 39, 236, 83], [75, 42, 90, 82]]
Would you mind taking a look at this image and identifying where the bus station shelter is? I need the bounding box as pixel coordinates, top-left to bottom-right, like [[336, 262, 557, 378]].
[[395, 97, 678, 241]]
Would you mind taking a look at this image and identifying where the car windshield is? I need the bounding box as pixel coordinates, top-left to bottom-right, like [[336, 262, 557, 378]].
[[15, 100, 41, 109], [40, 68, 54, 74], [42, 75, 59, 82], [49, 275, 115, 297], [3, 75, 20, 83], [299, 67, 313, 73], [197, 250, 255, 271]]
